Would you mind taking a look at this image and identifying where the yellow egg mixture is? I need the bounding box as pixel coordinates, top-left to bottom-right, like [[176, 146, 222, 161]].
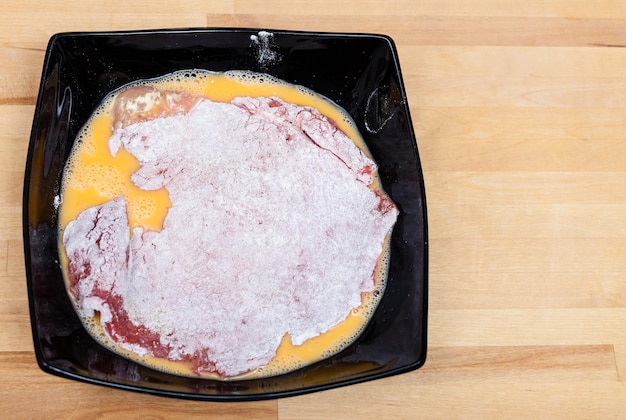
[[59, 70, 390, 380]]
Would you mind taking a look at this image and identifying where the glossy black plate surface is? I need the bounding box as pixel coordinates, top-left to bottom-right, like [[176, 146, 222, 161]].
[[23, 28, 428, 401]]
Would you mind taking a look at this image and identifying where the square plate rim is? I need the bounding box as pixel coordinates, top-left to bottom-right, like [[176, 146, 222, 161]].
[[23, 27, 429, 401]]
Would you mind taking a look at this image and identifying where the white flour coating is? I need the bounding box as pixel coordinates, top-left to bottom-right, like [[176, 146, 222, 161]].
[[64, 96, 398, 378], [63, 197, 130, 329]]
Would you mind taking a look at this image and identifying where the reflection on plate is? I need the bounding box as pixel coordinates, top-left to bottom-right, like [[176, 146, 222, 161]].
[[23, 28, 428, 401]]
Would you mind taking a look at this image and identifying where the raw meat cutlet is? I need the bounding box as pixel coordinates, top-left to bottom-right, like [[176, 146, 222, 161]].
[[63, 95, 398, 378]]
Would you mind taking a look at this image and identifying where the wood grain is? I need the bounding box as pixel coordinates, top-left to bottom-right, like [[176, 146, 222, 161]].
[[3, 0, 626, 417], [209, 14, 626, 47]]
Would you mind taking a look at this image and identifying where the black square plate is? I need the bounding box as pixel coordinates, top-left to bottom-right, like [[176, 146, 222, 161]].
[[23, 28, 428, 401]]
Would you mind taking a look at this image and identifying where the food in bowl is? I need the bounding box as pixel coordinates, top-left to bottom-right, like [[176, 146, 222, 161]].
[[59, 69, 398, 380]]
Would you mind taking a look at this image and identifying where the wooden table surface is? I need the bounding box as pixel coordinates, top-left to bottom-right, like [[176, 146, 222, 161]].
[[4, 0, 626, 417]]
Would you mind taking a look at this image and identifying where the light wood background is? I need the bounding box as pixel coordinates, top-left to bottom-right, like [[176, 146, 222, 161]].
[[3, 0, 626, 418]]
